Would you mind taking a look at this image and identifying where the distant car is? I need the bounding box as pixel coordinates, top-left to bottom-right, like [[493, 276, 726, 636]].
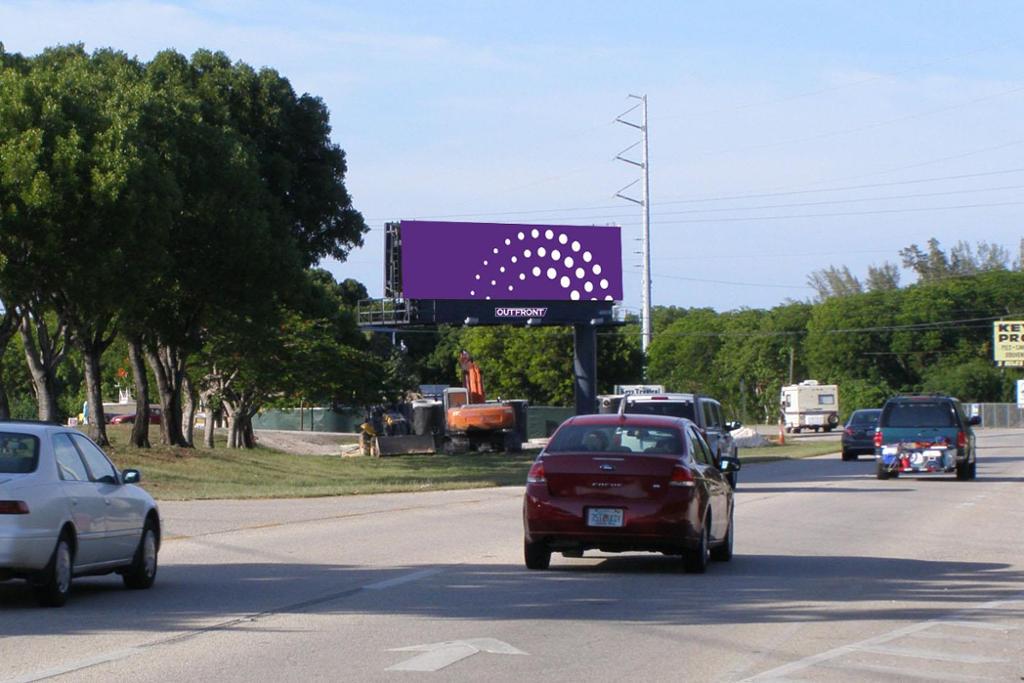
[[523, 413, 736, 572], [109, 409, 162, 425], [618, 393, 742, 488], [874, 395, 980, 480], [841, 409, 882, 461], [0, 421, 161, 606]]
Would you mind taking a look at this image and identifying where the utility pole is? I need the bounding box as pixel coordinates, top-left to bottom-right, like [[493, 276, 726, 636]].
[[615, 94, 651, 354]]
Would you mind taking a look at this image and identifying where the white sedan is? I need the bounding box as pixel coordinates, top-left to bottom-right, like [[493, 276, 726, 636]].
[[0, 421, 160, 606]]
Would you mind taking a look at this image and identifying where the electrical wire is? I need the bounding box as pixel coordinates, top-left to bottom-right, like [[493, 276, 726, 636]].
[[363, 166, 1024, 225]]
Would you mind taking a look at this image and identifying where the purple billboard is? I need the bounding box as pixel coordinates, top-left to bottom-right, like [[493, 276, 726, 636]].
[[400, 221, 623, 302]]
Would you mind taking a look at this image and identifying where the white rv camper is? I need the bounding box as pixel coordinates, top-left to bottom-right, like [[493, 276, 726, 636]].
[[780, 380, 840, 433]]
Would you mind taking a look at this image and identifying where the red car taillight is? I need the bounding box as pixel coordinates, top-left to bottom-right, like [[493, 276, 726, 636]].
[[526, 461, 546, 484], [669, 464, 696, 488], [873, 429, 883, 448], [844, 427, 855, 436], [957, 431, 966, 449], [0, 500, 29, 514]]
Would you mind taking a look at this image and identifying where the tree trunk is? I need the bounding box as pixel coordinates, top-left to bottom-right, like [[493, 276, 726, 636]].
[[201, 387, 218, 449], [225, 403, 239, 448], [80, 346, 110, 446], [19, 312, 68, 423], [0, 372, 10, 420], [203, 405, 216, 448], [243, 411, 256, 448], [74, 320, 116, 446], [182, 373, 197, 447], [144, 343, 190, 447], [0, 310, 17, 420], [127, 337, 151, 448]]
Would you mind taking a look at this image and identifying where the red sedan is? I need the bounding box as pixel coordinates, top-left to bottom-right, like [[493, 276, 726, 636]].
[[109, 408, 162, 425], [523, 413, 736, 572]]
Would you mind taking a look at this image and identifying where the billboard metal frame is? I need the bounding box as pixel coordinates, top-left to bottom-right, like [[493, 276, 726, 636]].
[[358, 220, 625, 414]]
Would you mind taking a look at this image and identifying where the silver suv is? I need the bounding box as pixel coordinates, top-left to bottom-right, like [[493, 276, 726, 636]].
[[618, 394, 742, 487]]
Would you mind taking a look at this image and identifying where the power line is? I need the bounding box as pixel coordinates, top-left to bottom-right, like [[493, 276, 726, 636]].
[[469, 181, 1024, 225], [645, 199, 1024, 226], [362, 165, 1024, 224], [654, 273, 813, 290]]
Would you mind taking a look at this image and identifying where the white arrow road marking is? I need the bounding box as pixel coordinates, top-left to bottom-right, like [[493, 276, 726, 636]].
[[387, 639, 528, 672]]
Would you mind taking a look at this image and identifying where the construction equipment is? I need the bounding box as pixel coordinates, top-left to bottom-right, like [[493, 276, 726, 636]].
[[362, 351, 525, 456]]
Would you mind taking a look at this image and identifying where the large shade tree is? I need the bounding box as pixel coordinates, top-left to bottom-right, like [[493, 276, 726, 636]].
[[0, 45, 168, 440]]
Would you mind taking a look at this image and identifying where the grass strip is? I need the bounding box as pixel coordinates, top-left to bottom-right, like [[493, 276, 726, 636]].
[[98, 426, 840, 500]]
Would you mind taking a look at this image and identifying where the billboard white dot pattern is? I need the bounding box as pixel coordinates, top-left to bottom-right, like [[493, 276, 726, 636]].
[[462, 226, 620, 300]]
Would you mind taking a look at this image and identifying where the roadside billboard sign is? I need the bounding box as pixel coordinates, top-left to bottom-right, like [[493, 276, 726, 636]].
[[400, 221, 623, 302], [993, 321, 1024, 366]]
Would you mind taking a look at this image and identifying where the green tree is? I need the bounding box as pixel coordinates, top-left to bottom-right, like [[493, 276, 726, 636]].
[[647, 308, 724, 395], [132, 49, 366, 447]]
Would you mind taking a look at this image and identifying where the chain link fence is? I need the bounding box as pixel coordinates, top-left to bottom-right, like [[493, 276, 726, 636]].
[[967, 403, 1024, 428]]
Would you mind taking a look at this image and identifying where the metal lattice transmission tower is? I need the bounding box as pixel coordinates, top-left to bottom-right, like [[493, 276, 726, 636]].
[[614, 94, 651, 354]]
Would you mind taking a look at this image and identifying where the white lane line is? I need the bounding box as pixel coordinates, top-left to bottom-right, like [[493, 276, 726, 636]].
[[3, 567, 443, 683], [857, 644, 1008, 665], [739, 622, 936, 681], [913, 631, 1003, 643], [4, 649, 143, 683], [936, 619, 1018, 630], [740, 595, 1024, 681], [819, 659, 1000, 682], [365, 568, 442, 590]]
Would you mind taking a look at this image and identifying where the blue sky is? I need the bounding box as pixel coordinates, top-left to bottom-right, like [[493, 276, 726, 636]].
[[3, 1, 1022, 314]]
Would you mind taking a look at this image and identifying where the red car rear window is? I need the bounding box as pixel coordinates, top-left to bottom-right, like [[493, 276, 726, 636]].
[[547, 425, 683, 455]]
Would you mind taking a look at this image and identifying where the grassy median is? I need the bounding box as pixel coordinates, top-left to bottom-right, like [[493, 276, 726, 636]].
[[98, 425, 840, 500]]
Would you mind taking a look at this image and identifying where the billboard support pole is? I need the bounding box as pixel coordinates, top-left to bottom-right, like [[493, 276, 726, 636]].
[[573, 323, 598, 415]]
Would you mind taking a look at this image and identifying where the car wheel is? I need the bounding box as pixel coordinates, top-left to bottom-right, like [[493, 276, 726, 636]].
[[123, 521, 159, 589], [33, 533, 73, 607], [955, 459, 972, 481], [710, 508, 733, 562], [524, 539, 551, 570], [876, 461, 891, 480], [684, 518, 709, 573], [841, 448, 855, 461]]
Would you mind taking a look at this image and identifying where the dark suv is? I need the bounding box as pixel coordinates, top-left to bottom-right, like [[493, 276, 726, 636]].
[[618, 393, 742, 487], [874, 395, 981, 480]]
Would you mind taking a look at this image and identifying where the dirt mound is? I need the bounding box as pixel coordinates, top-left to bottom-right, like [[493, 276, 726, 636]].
[[254, 430, 359, 456]]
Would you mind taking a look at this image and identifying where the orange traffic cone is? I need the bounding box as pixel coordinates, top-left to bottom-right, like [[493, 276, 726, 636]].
[[778, 421, 785, 445]]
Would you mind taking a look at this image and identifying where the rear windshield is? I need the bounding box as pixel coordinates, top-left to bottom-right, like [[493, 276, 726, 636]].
[[623, 400, 695, 421], [547, 424, 684, 455], [882, 402, 957, 428], [0, 433, 40, 473], [849, 411, 880, 427]]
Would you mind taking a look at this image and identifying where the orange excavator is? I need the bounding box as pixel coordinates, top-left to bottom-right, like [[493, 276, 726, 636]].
[[365, 350, 524, 456], [442, 351, 521, 454]]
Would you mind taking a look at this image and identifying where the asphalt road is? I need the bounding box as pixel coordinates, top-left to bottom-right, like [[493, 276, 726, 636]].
[[2, 429, 1022, 682]]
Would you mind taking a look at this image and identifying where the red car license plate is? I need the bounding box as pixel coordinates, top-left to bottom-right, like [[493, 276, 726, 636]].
[[587, 508, 624, 527]]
